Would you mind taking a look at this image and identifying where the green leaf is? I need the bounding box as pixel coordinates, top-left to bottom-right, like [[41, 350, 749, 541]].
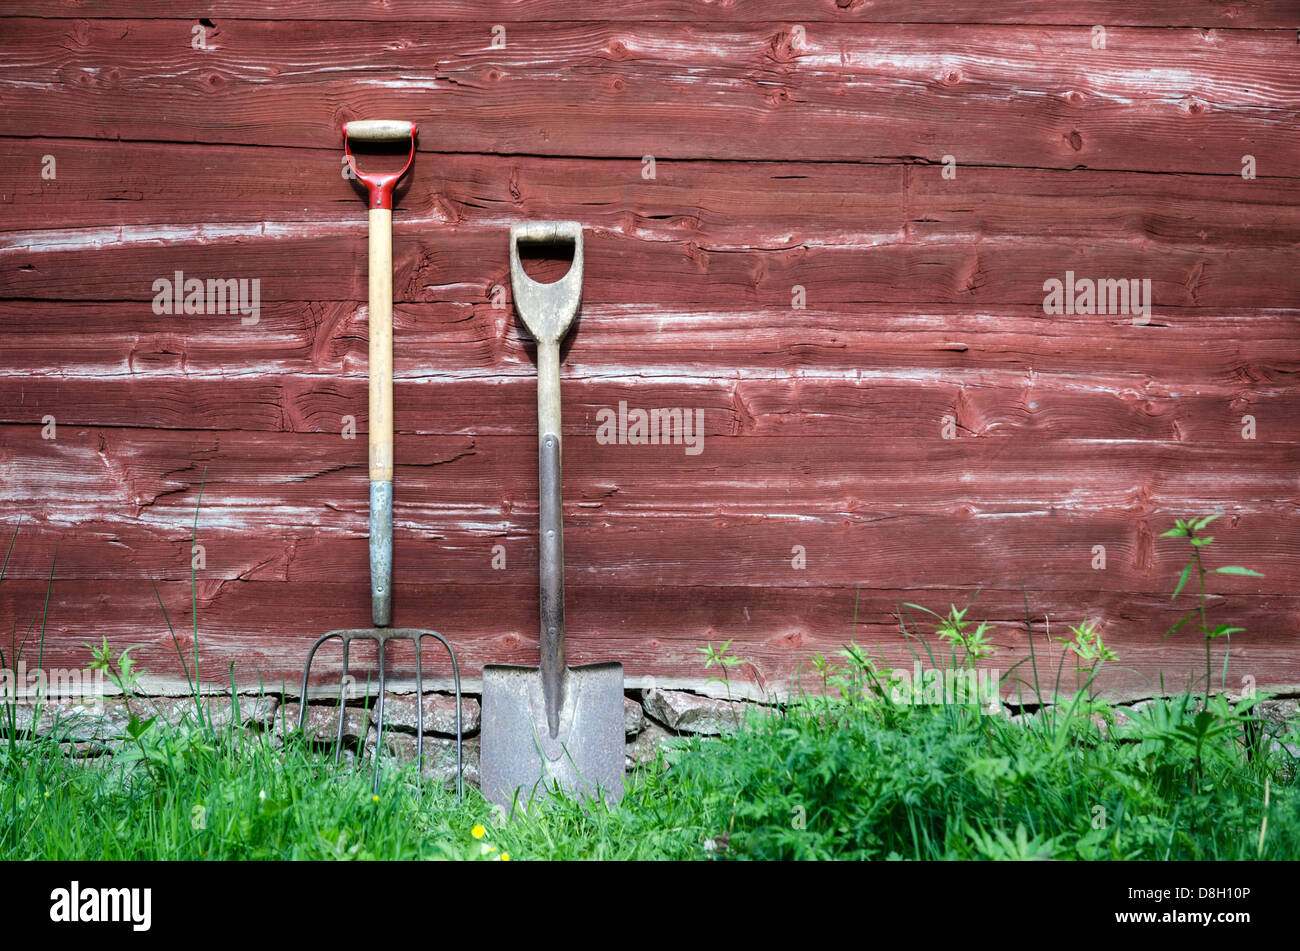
[[901, 602, 944, 620], [1214, 566, 1263, 577], [1163, 611, 1197, 638], [1209, 625, 1244, 639], [1190, 536, 1213, 547], [1171, 563, 1193, 599], [1159, 527, 1186, 538], [125, 714, 156, 740], [1192, 515, 1220, 531]]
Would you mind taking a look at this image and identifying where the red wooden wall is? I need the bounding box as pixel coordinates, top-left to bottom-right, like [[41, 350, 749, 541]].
[[1, 2, 1298, 700]]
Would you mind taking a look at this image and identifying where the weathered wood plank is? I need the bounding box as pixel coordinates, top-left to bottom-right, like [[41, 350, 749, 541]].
[[3, 579, 1296, 698], [1, 373, 1295, 441], [2, 20, 1296, 173], [4, 227, 1295, 309], [0, 502, 1291, 596], [2, 302, 1297, 385], [3, 430, 1295, 517], [3, 2, 1294, 28], [6, 142, 1300, 245]]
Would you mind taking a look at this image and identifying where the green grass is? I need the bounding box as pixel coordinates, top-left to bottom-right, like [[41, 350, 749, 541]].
[[2, 669, 1296, 860]]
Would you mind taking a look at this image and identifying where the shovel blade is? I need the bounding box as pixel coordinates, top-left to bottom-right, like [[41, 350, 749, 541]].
[[480, 661, 624, 813]]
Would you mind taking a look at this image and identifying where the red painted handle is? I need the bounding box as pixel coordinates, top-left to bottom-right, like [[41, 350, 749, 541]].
[[343, 121, 418, 210]]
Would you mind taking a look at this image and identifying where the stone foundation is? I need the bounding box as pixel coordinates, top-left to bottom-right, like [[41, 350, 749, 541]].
[[6, 689, 1298, 790]]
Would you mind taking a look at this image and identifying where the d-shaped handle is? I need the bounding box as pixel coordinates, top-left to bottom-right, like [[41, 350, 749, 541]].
[[508, 221, 583, 347]]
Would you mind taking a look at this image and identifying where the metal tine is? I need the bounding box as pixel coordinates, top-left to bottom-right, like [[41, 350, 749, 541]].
[[413, 636, 424, 789], [334, 637, 351, 766], [418, 631, 464, 802], [297, 628, 463, 802], [373, 637, 387, 795], [297, 631, 341, 734]]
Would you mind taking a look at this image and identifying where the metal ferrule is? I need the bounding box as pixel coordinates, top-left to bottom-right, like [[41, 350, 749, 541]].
[[369, 480, 393, 627]]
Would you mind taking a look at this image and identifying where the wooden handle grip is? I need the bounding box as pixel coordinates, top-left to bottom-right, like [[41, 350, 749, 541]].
[[346, 120, 415, 142], [368, 207, 394, 482]]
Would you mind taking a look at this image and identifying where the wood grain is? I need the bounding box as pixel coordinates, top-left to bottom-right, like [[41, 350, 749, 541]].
[[3, 430, 1295, 518], [2, 20, 1298, 174], [2, 301, 1297, 384], [1, 5, 1298, 694], [4, 2, 1296, 27], [7, 143, 1300, 243], [5, 228, 1296, 311]]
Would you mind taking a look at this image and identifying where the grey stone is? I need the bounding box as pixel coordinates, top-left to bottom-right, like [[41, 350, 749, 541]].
[[1254, 699, 1300, 758], [9, 699, 131, 741], [372, 692, 480, 737], [278, 702, 371, 743], [625, 722, 674, 770], [642, 688, 747, 734], [624, 696, 645, 737], [150, 697, 218, 729], [10, 694, 282, 740], [1112, 699, 1154, 729], [149, 695, 278, 730], [364, 728, 480, 788], [1257, 698, 1300, 728], [232, 694, 281, 728]]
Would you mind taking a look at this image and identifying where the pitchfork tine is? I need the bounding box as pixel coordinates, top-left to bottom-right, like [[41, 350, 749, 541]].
[[334, 638, 351, 766], [419, 631, 464, 802], [373, 638, 386, 795], [413, 636, 424, 788], [295, 629, 463, 799], [297, 631, 342, 733]]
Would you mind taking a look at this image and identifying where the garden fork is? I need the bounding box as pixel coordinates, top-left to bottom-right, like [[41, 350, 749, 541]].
[[296, 120, 462, 799]]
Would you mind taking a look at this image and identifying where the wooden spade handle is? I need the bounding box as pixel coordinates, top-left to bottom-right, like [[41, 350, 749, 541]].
[[368, 207, 393, 483]]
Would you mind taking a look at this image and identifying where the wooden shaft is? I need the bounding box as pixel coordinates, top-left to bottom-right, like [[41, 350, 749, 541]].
[[368, 207, 394, 482], [536, 341, 562, 446]]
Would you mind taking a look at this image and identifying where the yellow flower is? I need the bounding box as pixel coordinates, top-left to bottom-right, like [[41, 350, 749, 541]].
[[501, 852, 511, 861], [372, 795, 380, 803], [44, 791, 51, 799], [471, 824, 486, 839]]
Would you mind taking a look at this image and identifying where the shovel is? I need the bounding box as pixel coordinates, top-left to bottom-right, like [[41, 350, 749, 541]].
[[480, 222, 624, 812]]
